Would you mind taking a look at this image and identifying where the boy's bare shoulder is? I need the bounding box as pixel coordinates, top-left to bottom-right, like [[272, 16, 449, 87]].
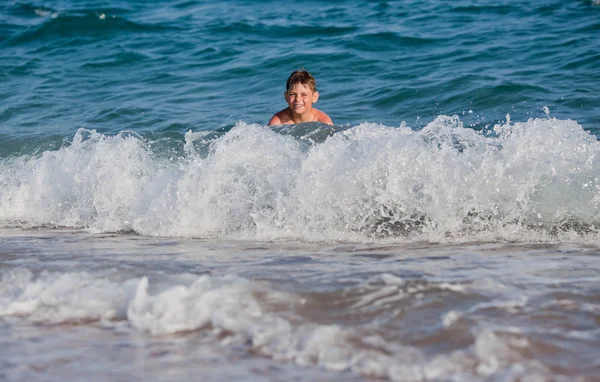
[[314, 108, 333, 125], [268, 108, 293, 126], [268, 108, 333, 126]]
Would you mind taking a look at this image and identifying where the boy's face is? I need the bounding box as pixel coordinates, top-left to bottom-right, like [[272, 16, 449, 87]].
[[284, 83, 319, 115]]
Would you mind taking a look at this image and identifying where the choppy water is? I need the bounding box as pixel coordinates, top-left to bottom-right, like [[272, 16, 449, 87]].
[[1, 0, 600, 381]]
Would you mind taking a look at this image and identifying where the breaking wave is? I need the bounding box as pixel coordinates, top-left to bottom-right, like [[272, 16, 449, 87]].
[[1, 115, 600, 243]]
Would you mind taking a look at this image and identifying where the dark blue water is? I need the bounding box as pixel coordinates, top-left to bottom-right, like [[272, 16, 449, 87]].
[[2, 0, 599, 142]]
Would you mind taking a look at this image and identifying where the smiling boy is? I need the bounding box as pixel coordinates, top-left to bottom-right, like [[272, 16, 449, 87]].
[[268, 70, 333, 126]]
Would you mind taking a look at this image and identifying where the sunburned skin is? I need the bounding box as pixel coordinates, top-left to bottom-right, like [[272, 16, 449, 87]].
[[268, 83, 333, 126]]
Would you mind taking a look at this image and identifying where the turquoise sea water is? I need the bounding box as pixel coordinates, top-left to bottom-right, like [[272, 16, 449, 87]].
[[2, 1, 599, 140], [1, 1, 600, 381]]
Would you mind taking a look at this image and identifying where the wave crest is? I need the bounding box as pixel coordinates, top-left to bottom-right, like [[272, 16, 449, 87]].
[[1, 116, 600, 243]]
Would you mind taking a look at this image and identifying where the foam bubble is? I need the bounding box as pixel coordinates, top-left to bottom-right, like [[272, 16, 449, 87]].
[[128, 274, 263, 334], [0, 269, 136, 323]]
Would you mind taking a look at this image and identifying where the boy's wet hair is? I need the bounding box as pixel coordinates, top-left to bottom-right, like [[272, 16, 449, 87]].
[[286, 70, 317, 92]]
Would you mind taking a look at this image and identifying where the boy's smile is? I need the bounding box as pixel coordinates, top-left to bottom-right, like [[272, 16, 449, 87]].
[[285, 83, 319, 116]]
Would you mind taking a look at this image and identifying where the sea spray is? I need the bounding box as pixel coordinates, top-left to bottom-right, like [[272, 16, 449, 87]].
[[1, 117, 600, 242]]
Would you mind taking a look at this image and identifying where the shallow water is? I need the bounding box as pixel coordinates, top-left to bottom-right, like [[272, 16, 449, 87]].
[[1, 228, 599, 381], [2, 0, 600, 380]]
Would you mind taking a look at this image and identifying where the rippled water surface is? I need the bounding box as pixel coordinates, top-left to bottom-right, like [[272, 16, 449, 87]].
[[2, 0, 599, 137], [1, 0, 600, 380]]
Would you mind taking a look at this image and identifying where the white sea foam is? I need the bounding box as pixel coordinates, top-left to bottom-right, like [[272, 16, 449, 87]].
[[0, 269, 135, 323], [127, 274, 264, 334], [0, 268, 566, 381], [1, 116, 600, 243]]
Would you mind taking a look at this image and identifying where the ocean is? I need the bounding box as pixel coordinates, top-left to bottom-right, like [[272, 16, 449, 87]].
[[1, 0, 600, 380]]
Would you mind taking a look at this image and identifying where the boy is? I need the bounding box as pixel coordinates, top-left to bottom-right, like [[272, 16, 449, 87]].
[[268, 70, 333, 126]]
